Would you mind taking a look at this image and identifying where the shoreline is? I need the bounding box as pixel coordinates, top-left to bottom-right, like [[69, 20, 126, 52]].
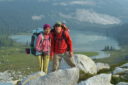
[[91, 51, 110, 59]]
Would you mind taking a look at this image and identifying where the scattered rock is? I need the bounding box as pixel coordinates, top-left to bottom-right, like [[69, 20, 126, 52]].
[[112, 63, 128, 82], [0, 71, 13, 82], [120, 63, 128, 68], [113, 67, 128, 75], [116, 82, 128, 85], [96, 62, 110, 72], [113, 63, 128, 75]]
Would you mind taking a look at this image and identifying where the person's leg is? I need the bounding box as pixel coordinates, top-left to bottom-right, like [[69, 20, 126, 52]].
[[37, 55, 43, 71], [52, 54, 62, 71], [63, 52, 76, 67], [40, 55, 44, 71], [43, 55, 50, 74]]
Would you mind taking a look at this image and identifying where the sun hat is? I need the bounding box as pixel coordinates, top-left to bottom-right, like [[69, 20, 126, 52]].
[[43, 24, 51, 30]]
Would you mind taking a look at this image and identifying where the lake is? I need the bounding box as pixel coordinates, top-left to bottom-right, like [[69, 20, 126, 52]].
[[0, 82, 12, 85]]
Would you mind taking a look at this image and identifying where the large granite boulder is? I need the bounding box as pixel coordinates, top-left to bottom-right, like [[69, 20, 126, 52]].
[[49, 54, 97, 80], [20, 67, 79, 85], [78, 74, 113, 85], [74, 54, 97, 79]]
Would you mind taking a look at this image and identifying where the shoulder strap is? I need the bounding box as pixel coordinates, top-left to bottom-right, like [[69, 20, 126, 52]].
[[62, 31, 68, 44], [62, 31, 67, 40], [41, 32, 44, 40], [38, 33, 44, 44], [62, 31, 70, 51], [41, 32, 51, 41]]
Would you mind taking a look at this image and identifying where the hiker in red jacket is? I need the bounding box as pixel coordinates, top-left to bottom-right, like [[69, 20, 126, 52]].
[[51, 22, 75, 71]]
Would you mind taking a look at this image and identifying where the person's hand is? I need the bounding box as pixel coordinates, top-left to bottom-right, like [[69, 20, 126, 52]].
[[50, 56, 53, 61], [69, 52, 74, 57]]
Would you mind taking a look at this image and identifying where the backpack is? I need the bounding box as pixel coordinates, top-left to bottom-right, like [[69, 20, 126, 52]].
[[30, 28, 43, 56]]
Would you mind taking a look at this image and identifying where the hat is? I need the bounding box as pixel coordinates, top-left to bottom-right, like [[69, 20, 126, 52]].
[[43, 24, 51, 29], [54, 21, 62, 27]]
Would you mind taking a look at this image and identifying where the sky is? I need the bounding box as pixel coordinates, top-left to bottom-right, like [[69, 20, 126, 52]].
[[1, 0, 128, 25], [0, 0, 128, 51], [0, 0, 128, 25]]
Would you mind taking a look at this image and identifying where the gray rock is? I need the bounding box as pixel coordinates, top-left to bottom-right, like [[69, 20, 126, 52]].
[[116, 82, 128, 85], [120, 63, 128, 68], [51, 54, 97, 75], [73, 54, 97, 79], [74, 54, 97, 75], [21, 67, 79, 85], [0, 71, 13, 82], [112, 63, 128, 81], [49, 54, 97, 79], [113, 67, 128, 75], [78, 74, 113, 85], [96, 62, 110, 72], [113, 63, 128, 75]]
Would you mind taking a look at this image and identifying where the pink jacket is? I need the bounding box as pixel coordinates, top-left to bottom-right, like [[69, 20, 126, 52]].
[[36, 33, 51, 52]]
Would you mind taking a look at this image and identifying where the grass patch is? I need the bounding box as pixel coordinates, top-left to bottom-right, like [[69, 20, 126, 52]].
[[75, 51, 98, 57], [0, 46, 39, 76], [0, 39, 128, 82], [0, 46, 99, 79], [94, 49, 128, 66]]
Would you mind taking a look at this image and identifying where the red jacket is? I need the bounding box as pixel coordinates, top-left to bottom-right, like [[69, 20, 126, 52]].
[[51, 30, 73, 56]]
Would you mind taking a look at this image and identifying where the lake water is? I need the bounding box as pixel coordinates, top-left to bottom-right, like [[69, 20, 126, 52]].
[[0, 82, 12, 85], [10, 35, 31, 44]]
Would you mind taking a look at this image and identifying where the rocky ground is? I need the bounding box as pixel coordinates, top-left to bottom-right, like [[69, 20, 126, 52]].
[[12, 54, 128, 85]]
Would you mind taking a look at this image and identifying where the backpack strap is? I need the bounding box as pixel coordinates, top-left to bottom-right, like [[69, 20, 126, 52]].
[[53, 30, 70, 51], [39, 32, 44, 45], [62, 31, 70, 51], [62, 31, 66, 41], [42, 32, 50, 41]]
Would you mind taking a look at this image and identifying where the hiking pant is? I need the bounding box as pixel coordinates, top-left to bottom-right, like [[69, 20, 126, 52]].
[[52, 52, 75, 71], [37, 55, 50, 74]]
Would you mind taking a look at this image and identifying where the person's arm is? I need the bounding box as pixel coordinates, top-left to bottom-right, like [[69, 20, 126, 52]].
[[35, 34, 42, 52], [65, 31, 73, 57], [50, 32, 55, 60]]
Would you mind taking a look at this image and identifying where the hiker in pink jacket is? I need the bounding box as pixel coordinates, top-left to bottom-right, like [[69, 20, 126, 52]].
[[35, 24, 51, 73]]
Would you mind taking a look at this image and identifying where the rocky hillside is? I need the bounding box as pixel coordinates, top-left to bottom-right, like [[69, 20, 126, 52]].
[[14, 54, 128, 85]]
